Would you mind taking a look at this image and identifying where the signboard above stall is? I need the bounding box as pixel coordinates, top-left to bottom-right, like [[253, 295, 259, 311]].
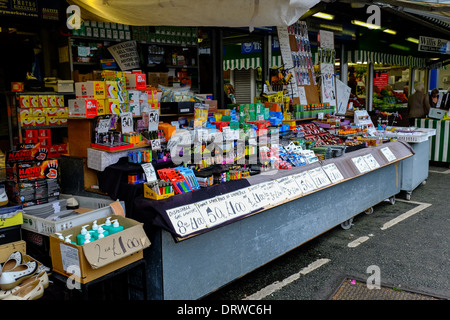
[[0, 0, 61, 21], [418, 36, 450, 55]]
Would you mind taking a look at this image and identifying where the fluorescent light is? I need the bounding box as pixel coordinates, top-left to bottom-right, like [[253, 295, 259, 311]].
[[430, 58, 440, 60], [313, 12, 334, 20], [383, 29, 397, 35], [390, 43, 410, 51], [351, 20, 380, 30], [406, 37, 419, 44]]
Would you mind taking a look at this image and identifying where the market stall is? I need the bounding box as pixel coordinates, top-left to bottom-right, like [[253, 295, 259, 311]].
[[415, 118, 450, 164]]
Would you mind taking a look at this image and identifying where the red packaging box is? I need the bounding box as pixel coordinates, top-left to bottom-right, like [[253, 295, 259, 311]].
[[25, 129, 38, 139], [38, 137, 51, 147], [38, 129, 51, 138]]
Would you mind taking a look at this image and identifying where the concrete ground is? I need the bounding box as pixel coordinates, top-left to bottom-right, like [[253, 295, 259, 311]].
[[203, 164, 450, 300]]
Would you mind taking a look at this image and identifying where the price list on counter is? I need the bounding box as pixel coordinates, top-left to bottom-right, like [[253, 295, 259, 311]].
[[276, 176, 303, 200], [166, 204, 208, 237], [322, 163, 344, 183]]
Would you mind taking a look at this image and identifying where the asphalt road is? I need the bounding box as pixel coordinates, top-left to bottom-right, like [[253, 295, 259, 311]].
[[203, 164, 450, 301]]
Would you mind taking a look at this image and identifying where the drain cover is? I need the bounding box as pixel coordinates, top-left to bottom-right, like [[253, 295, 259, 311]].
[[331, 278, 441, 300]]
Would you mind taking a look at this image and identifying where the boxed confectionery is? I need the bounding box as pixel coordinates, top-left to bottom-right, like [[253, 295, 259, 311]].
[[49, 214, 150, 284], [68, 98, 98, 118]]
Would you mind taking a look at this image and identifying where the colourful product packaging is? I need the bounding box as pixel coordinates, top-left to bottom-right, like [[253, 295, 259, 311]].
[[39, 95, 48, 108], [20, 95, 31, 108]]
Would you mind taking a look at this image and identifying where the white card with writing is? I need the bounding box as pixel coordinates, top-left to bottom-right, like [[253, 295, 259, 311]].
[[195, 197, 229, 228], [307, 167, 331, 189], [322, 163, 344, 183], [380, 147, 396, 162], [293, 171, 318, 194], [362, 153, 380, 170], [276, 176, 303, 200], [352, 156, 371, 173], [166, 204, 208, 237]]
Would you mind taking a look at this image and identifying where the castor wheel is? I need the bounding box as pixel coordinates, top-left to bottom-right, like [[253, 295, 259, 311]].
[[421, 180, 427, 186], [364, 207, 374, 215], [405, 193, 411, 201], [341, 218, 354, 230], [389, 196, 396, 205]]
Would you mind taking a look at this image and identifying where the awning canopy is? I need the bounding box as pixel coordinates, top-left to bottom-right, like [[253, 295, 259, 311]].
[[223, 55, 283, 70], [69, 0, 320, 29], [346, 50, 427, 68]]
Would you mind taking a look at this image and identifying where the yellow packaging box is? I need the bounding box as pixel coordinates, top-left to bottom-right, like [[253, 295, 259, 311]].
[[105, 98, 121, 115], [30, 95, 40, 108], [39, 95, 48, 108], [105, 81, 119, 99], [20, 95, 31, 108], [48, 95, 58, 107], [96, 99, 107, 115], [0, 206, 23, 230]]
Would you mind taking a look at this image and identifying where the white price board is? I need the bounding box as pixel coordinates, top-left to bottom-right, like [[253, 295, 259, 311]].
[[276, 176, 303, 200], [260, 180, 286, 205], [293, 171, 318, 194], [97, 118, 111, 133], [222, 189, 251, 219], [380, 147, 396, 162], [322, 163, 344, 183], [120, 112, 133, 134], [195, 196, 229, 228], [141, 162, 157, 182], [148, 109, 160, 132], [362, 154, 380, 170], [352, 156, 371, 173], [307, 167, 331, 189], [244, 184, 271, 211], [166, 204, 208, 237]]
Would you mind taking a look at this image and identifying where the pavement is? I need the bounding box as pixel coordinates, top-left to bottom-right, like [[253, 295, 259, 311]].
[[203, 163, 450, 301]]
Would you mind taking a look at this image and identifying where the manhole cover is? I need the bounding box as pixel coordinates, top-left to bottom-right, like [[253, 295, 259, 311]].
[[330, 278, 442, 300]]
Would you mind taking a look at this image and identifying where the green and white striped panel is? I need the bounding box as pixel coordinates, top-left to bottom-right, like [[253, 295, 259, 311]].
[[415, 118, 450, 163]]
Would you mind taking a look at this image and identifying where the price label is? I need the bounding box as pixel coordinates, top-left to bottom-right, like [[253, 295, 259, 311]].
[[362, 154, 380, 170], [380, 147, 396, 162], [195, 197, 229, 228], [260, 181, 287, 205], [244, 184, 271, 211], [276, 176, 303, 199], [166, 204, 208, 237], [352, 156, 371, 173], [151, 139, 161, 150], [148, 109, 159, 132], [293, 171, 317, 194], [222, 189, 251, 219], [307, 167, 331, 189], [322, 163, 344, 183], [97, 118, 111, 133], [120, 112, 133, 134], [141, 162, 157, 182]]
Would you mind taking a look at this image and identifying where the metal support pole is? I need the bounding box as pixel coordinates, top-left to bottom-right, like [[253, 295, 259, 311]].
[[367, 62, 374, 111]]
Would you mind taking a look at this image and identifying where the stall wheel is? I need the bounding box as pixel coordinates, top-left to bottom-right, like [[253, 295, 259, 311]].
[[421, 180, 427, 186], [364, 207, 374, 215], [389, 196, 396, 205], [340, 218, 354, 230], [405, 192, 411, 201]]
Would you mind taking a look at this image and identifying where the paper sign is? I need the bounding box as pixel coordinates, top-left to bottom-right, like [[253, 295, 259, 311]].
[[107, 40, 140, 71], [120, 112, 133, 134], [362, 154, 380, 170], [307, 167, 331, 189], [352, 156, 371, 173], [148, 109, 159, 132], [260, 180, 286, 205], [97, 118, 111, 133], [244, 184, 271, 211], [166, 204, 208, 237], [293, 171, 317, 194], [195, 196, 229, 228], [222, 189, 251, 218], [322, 163, 344, 183], [276, 176, 303, 199], [335, 78, 351, 115], [141, 162, 157, 182], [151, 139, 161, 150], [380, 147, 396, 162]]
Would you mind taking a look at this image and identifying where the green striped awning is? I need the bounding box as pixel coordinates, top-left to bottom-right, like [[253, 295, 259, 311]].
[[223, 55, 283, 70], [415, 118, 450, 163], [346, 50, 427, 68]]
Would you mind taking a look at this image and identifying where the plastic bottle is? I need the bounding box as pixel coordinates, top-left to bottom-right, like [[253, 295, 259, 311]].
[[108, 219, 124, 235], [82, 232, 92, 245], [102, 217, 113, 233], [91, 220, 99, 240], [77, 225, 90, 245], [55, 233, 65, 241], [64, 234, 77, 245], [96, 225, 109, 239]]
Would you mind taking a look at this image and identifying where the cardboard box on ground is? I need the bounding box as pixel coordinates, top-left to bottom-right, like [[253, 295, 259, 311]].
[[49, 214, 151, 284]]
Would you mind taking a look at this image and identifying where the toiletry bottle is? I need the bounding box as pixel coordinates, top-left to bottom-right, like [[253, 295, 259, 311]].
[[103, 217, 113, 233], [82, 232, 92, 245], [91, 220, 99, 240], [77, 225, 90, 245], [64, 235, 77, 245], [109, 219, 124, 235], [55, 233, 65, 241], [96, 225, 109, 239]]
